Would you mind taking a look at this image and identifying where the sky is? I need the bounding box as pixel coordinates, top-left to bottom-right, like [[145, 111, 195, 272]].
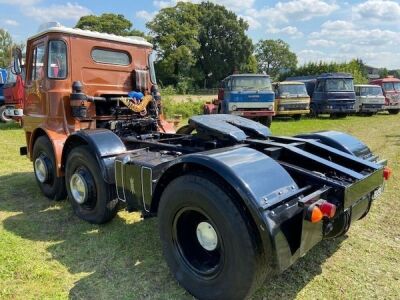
[[1, 0, 399, 69]]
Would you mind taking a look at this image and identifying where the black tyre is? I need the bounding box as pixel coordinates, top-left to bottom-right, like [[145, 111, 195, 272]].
[[309, 104, 318, 118], [158, 173, 265, 300], [65, 145, 118, 224], [292, 114, 302, 121], [389, 109, 399, 115], [259, 115, 272, 127], [330, 113, 347, 118], [0, 106, 12, 123], [32, 136, 67, 200]]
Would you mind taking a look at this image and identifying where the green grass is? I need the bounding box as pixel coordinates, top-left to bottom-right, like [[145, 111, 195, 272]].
[[1, 114, 400, 299]]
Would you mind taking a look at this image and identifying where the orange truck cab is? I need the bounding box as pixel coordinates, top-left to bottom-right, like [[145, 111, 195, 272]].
[[13, 22, 172, 181]]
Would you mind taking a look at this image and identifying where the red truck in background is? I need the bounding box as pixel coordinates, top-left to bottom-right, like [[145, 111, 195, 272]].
[[369, 76, 400, 114], [2, 66, 25, 122]]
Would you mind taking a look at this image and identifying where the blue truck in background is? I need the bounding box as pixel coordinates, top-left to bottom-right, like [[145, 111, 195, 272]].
[[203, 74, 275, 126], [287, 73, 356, 118]]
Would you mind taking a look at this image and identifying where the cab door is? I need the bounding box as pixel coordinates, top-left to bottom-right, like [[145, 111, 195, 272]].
[[24, 37, 48, 127], [222, 78, 231, 113]]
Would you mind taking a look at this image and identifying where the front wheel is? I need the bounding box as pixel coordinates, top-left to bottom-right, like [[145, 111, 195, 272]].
[[65, 145, 118, 224], [158, 173, 266, 300], [259, 115, 272, 127], [389, 109, 399, 115], [309, 104, 318, 118], [292, 114, 302, 121], [32, 136, 67, 200]]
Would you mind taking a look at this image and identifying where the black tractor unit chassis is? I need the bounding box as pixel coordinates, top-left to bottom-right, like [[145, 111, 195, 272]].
[[55, 114, 388, 300]]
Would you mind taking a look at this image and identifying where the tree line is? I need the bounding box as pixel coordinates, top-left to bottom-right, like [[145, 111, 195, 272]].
[[1, 2, 399, 89]]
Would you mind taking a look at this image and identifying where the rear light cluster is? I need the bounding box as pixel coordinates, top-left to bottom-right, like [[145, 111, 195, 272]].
[[383, 166, 392, 180], [307, 200, 337, 223]]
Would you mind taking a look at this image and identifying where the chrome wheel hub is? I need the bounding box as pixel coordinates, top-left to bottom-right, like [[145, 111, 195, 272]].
[[196, 221, 218, 251], [70, 173, 88, 204], [34, 157, 48, 183]]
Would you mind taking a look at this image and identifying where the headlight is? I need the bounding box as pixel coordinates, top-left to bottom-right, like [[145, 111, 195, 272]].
[[231, 105, 237, 111], [279, 106, 285, 111]]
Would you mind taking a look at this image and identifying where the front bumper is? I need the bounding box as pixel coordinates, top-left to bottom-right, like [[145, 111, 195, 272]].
[[359, 104, 384, 113], [231, 110, 275, 117], [5, 106, 23, 117]]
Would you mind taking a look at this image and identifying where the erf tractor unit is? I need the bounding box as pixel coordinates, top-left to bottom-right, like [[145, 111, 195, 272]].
[[13, 23, 390, 300], [369, 76, 400, 114], [354, 84, 385, 115], [203, 73, 275, 127], [273, 81, 310, 120], [288, 73, 356, 118]]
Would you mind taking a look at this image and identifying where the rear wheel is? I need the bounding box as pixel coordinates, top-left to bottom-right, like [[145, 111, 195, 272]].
[[32, 136, 67, 200], [389, 109, 399, 115], [0, 106, 12, 123], [309, 104, 318, 118], [158, 173, 265, 300], [65, 145, 118, 224]]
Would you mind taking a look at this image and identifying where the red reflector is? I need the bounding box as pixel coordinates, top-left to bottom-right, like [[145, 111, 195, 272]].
[[319, 201, 336, 218], [383, 167, 392, 180]]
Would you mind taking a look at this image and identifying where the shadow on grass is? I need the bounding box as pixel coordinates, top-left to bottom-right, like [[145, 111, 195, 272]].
[[385, 134, 400, 146], [0, 172, 345, 300]]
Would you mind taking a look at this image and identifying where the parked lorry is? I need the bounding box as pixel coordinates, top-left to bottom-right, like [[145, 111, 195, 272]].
[[287, 73, 356, 118], [273, 81, 310, 120], [354, 84, 385, 115], [203, 73, 275, 127], [13, 23, 390, 300], [369, 76, 400, 114], [0, 68, 8, 122], [3, 65, 25, 122]]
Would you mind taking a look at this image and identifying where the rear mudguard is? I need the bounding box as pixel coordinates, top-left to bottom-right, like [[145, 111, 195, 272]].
[[62, 129, 126, 184], [115, 145, 320, 273], [296, 131, 375, 161]]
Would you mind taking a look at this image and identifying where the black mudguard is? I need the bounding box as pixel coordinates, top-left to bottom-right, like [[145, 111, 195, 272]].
[[62, 129, 127, 184], [296, 130, 375, 161]]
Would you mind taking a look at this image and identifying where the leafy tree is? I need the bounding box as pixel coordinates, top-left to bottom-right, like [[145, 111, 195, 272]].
[[75, 13, 145, 37], [379, 68, 389, 78], [197, 2, 254, 86], [284, 59, 368, 84], [0, 28, 13, 68], [147, 2, 254, 89], [147, 2, 202, 87], [255, 39, 297, 80]]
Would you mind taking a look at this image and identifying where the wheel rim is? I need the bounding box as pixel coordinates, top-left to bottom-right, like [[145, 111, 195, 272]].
[[34, 155, 49, 183], [173, 208, 223, 278], [70, 173, 88, 204], [69, 167, 96, 209]]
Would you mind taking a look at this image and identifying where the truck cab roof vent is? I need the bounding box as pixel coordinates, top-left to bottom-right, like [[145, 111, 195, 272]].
[[37, 22, 62, 33]]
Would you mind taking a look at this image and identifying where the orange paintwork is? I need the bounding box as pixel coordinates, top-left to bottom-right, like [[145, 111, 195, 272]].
[[22, 31, 156, 176]]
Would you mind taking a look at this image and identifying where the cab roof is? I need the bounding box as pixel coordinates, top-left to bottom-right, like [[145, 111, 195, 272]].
[[275, 81, 305, 85], [224, 74, 270, 80], [370, 76, 400, 83], [354, 84, 381, 88], [28, 23, 153, 48]]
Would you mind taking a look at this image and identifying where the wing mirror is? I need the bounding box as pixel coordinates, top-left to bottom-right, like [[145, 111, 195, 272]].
[[12, 48, 23, 75]]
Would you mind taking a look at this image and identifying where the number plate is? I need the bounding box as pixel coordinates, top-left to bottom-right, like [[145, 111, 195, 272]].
[[372, 186, 384, 200]]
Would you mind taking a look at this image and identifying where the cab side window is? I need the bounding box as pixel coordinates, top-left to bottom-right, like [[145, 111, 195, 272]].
[[48, 40, 67, 79], [31, 44, 45, 80]]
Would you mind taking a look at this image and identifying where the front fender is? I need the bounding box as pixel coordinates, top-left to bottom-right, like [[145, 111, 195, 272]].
[[62, 129, 126, 183]]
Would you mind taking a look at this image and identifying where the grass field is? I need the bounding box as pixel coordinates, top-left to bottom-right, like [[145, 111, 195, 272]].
[[0, 114, 399, 299]]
